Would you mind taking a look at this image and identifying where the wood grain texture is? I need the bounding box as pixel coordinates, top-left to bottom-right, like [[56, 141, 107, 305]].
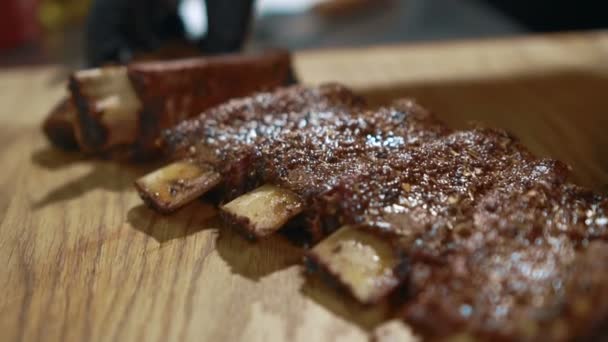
[[2, 31, 608, 342]]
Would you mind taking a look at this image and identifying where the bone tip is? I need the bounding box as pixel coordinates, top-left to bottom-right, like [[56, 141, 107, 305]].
[[306, 226, 404, 305], [219, 184, 304, 240], [303, 251, 380, 306], [219, 209, 261, 241], [133, 180, 178, 215]]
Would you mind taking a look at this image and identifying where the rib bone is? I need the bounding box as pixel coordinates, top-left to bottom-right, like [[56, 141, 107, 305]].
[[70, 66, 142, 151], [307, 226, 403, 304], [218, 185, 405, 303], [134, 160, 221, 214], [221, 184, 304, 239], [42, 96, 78, 150]]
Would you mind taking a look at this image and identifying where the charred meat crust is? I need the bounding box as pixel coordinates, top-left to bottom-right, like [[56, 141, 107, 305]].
[[134, 83, 365, 214], [50, 50, 296, 156], [42, 97, 79, 150], [300, 127, 608, 339], [397, 186, 608, 341], [151, 87, 451, 242]]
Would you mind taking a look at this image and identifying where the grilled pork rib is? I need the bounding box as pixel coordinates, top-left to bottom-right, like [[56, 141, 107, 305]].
[[133, 84, 608, 340], [44, 50, 294, 157]]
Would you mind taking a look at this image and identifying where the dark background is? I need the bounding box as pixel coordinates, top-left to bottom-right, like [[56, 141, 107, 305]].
[[0, 0, 606, 68]]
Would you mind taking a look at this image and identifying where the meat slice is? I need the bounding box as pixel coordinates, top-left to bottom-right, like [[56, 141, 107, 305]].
[[135, 83, 366, 214]]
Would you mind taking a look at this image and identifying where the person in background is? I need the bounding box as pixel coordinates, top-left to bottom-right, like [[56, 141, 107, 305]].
[[85, 0, 254, 67], [485, 0, 606, 32], [85, 0, 607, 67]]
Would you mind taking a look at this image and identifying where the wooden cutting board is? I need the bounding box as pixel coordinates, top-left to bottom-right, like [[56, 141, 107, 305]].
[[2, 32, 608, 342]]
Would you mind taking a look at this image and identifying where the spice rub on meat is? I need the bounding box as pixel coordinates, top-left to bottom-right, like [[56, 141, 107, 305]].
[[160, 83, 365, 161]]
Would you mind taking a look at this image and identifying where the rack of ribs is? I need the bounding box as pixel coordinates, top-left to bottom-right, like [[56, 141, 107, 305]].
[[134, 84, 608, 340], [43, 50, 294, 158]]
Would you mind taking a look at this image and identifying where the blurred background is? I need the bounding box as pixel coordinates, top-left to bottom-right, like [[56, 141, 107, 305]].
[[0, 0, 606, 68]]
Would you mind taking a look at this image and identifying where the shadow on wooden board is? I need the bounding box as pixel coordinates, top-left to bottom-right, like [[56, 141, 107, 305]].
[[359, 70, 608, 189], [30, 147, 158, 209], [215, 226, 304, 281], [127, 202, 218, 243], [30, 146, 84, 169], [30, 161, 142, 209], [300, 272, 392, 331]]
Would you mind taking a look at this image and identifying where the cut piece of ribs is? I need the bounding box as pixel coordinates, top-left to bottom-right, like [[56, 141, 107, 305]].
[[174, 88, 588, 309], [57, 50, 294, 156], [135, 83, 366, 214], [221, 118, 581, 306]]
